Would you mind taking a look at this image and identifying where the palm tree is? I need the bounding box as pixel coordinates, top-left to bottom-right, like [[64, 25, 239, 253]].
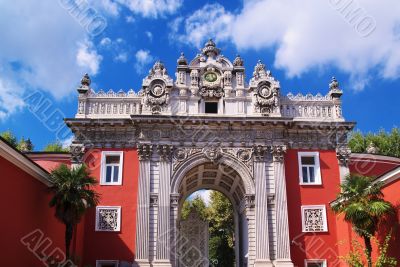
[[49, 164, 99, 259], [331, 174, 394, 267]]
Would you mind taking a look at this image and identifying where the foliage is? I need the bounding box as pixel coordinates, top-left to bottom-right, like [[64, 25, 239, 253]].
[[208, 191, 235, 267], [49, 164, 99, 258], [1, 130, 34, 151], [17, 137, 34, 152], [332, 174, 394, 267], [44, 141, 69, 152], [181, 190, 235, 267], [339, 233, 397, 267], [1, 130, 18, 148], [349, 127, 400, 157], [181, 195, 209, 221]]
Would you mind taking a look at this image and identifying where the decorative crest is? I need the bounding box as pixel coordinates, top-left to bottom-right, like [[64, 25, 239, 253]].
[[253, 60, 271, 79], [148, 60, 167, 78], [233, 54, 244, 67], [202, 39, 220, 57]]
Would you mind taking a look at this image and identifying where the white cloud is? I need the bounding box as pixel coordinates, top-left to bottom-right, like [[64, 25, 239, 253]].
[[99, 37, 129, 63], [0, 77, 25, 121], [146, 31, 153, 42], [114, 52, 129, 63], [116, 0, 183, 18], [126, 15, 135, 23], [0, 0, 104, 118], [100, 37, 112, 47], [189, 190, 211, 206], [171, 0, 400, 90], [76, 41, 103, 75], [93, 0, 120, 16], [134, 49, 154, 73]]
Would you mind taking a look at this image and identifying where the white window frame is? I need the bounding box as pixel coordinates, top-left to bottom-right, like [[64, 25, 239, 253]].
[[100, 151, 123, 185], [96, 260, 119, 267], [301, 205, 328, 232], [298, 151, 322, 185], [95, 206, 121, 232], [305, 259, 327, 267]]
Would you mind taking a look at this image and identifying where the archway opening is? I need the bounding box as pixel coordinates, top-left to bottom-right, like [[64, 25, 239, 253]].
[[175, 162, 249, 267]]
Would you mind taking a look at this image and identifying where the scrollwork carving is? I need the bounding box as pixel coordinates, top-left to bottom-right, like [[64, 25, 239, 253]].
[[270, 145, 287, 162], [137, 144, 153, 161], [70, 144, 85, 164]]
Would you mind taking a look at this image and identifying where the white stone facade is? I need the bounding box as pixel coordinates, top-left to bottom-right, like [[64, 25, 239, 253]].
[[66, 40, 354, 267]]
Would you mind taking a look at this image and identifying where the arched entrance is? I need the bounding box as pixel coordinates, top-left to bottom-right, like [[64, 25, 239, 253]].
[[170, 153, 256, 267]]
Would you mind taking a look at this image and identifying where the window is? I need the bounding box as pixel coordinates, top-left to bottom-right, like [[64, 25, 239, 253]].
[[305, 259, 327, 267], [96, 260, 119, 267], [298, 152, 321, 185], [101, 151, 123, 185], [95, 206, 121, 232], [205, 102, 218, 114], [301, 205, 328, 232]]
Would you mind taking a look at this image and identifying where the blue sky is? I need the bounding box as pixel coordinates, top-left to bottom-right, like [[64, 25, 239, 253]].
[[0, 0, 399, 150]]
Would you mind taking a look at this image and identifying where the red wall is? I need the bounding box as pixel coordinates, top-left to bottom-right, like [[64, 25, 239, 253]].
[[81, 148, 139, 266], [0, 156, 82, 267], [285, 149, 342, 267]]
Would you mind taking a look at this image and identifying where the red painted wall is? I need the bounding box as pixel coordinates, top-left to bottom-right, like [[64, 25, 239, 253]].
[[285, 149, 342, 267], [81, 148, 139, 266], [0, 156, 82, 267]]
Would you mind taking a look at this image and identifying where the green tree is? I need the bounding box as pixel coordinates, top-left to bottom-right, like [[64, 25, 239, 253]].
[[349, 127, 400, 157], [44, 141, 69, 152], [49, 164, 99, 259], [208, 191, 235, 267], [181, 195, 208, 220], [331, 175, 394, 267], [1, 130, 18, 148], [181, 191, 235, 267]]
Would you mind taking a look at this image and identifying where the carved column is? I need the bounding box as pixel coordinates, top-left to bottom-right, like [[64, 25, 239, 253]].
[[336, 147, 351, 184], [253, 146, 273, 266], [271, 145, 294, 267], [245, 194, 256, 267], [170, 193, 180, 267], [155, 145, 173, 267], [135, 144, 153, 267]]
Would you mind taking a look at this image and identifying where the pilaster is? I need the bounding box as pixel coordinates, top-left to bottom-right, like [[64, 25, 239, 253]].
[[336, 146, 351, 184], [154, 145, 173, 267], [170, 193, 180, 267], [135, 144, 153, 266], [271, 145, 294, 267], [253, 146, 273, 267], [245, 194, 256, 267]]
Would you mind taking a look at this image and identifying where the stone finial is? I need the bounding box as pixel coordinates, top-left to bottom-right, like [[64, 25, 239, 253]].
[[202, 39, 220, 57], [329, 76, 339, 90], [177, 52, 188, 65], [18, 138, 33, 152], [77, 73, 91, 94], [233, 54, 244, 67], [329, 76, 343, 98], [366, 142, 379, 154]]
